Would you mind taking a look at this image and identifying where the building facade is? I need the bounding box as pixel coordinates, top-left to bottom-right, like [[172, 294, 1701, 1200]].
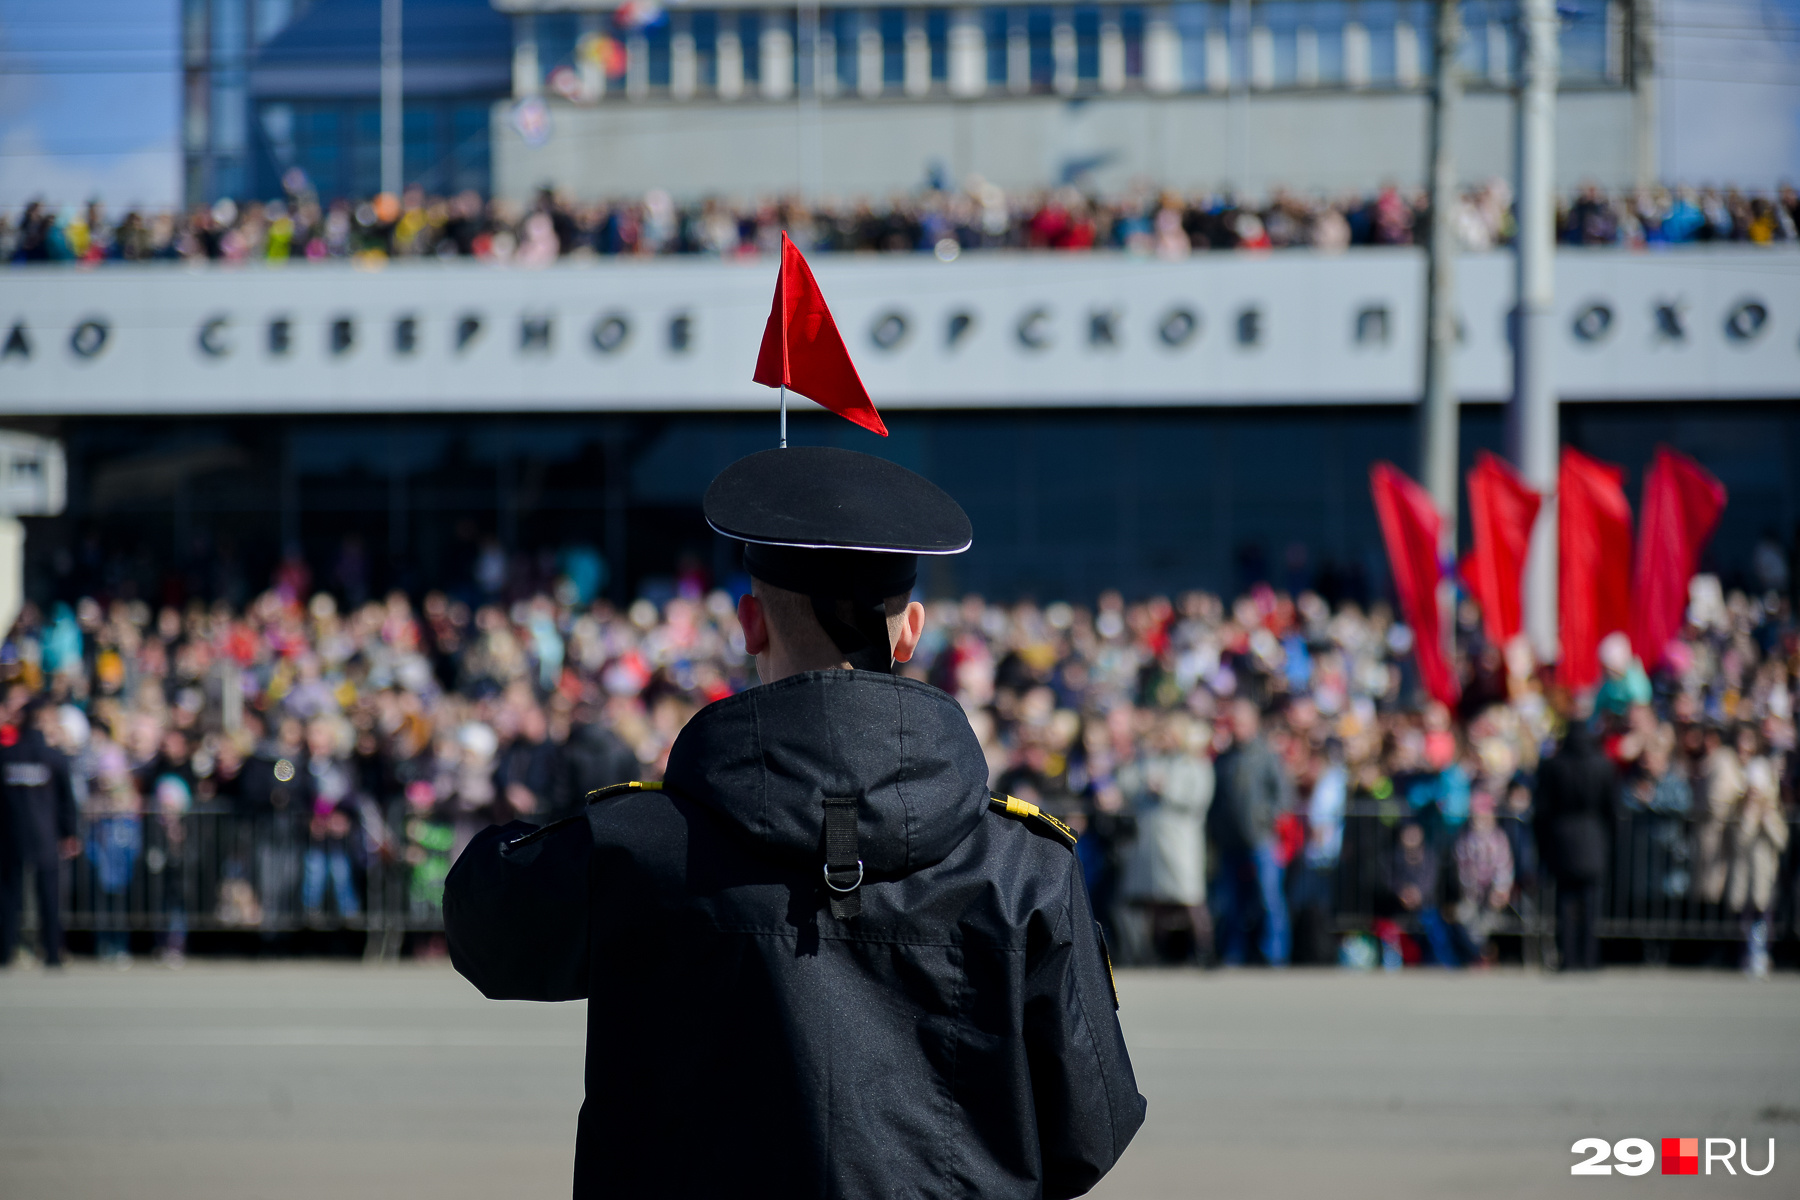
[[182, 0, 512, 205], [492, 0, 1650, 199]]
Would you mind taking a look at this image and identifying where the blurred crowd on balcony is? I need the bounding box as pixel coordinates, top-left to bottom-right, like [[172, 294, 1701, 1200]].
[[7, 176, 1798, 266]]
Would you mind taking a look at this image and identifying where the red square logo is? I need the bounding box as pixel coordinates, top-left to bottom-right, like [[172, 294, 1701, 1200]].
[[1662, 1137, 1699, 1175]]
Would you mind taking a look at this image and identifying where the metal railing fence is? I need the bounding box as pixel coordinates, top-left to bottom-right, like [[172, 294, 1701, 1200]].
[[21, 803, 1792, 958]]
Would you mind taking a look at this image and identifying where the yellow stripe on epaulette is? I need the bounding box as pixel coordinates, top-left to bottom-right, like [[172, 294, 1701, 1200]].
[[585, 780, 662, 805], [987, 793, 1077, 850]]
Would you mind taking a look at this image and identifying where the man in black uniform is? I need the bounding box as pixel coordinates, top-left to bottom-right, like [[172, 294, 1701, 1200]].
[[447, 446, 1144, 1199], [0, 698, 80, 968]]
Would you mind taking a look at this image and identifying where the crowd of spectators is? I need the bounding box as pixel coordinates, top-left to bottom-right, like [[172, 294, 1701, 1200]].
[[7, 176, 1798, 267], [1, 554, 1794, 974]]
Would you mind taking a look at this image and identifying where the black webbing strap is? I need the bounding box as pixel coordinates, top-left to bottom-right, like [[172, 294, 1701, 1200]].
[[821, 796, 863, 920]]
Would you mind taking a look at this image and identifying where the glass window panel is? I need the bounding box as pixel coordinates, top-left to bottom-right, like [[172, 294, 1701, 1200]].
[[692, 10, 718, 90], [211, 81, 246, 153], [211, 0, 244, 59], [1405, 0, 1434, 78], [450, 105, 490, 196], [740, 10, 761, 81], [1076, 7, 1100, 81], [294, 105, 343, 200], [1175, 1, 1211, 89], [1457, 0, 1488, 76], [881, 8, 905, 85], [1362, 0, 1397, 84], [402, 105, 438, 190], [538, 12, 578, 78], [986, 8, 1009, 83], [647, 22, 671, 88], [1310, 1, 1346, 84], [1265, 0, 1302, 85], [928, 8, 949, 79], [1559, 0, 1608, 82], [351, 105, 380, 198], [1028, 7, 1054, 89], [1122, 6, 1144, 77]]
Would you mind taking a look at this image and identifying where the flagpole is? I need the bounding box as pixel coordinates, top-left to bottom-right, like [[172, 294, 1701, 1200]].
[[780, 386, 787, 448]]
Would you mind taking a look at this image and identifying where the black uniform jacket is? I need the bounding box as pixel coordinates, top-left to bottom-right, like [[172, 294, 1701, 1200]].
[[446, 670, 1144, 1199], [0, 727, 77, 858], [1533, 724, 1617, 884]]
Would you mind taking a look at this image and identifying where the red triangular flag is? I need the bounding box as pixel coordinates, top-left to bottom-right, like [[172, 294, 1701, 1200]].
[[1370, 462, 1460, 708], [1629, 446, 1725, 670], [1557, 447, 1634, 692], [1463, 451, 1542, 647], [753, 232, 887, 437]]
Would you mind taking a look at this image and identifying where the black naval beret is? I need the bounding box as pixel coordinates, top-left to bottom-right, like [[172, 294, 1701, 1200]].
[[704, 447, 971, 603]]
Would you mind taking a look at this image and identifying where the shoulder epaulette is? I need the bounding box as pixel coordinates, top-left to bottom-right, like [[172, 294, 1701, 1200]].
[[987, 793, 1077, 850], [585, 780, 662, 805], [503, 781, 662, 852]]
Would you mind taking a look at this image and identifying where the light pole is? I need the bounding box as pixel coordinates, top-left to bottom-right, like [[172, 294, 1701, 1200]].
[[1422, 0, 1464, 670], [380, 0, 403, 197], [1421, 0, 1463, 533], [1510, 0, 1560, 662]]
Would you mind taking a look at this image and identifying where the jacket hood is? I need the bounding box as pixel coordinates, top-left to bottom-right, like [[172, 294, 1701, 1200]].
[[663, 670, 991, 876]]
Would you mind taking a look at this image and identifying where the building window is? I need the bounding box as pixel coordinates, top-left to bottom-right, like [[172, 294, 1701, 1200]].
[[1175, 2, 1214, 91], [1312, 0, 1347, 85], [403, 106, 439, 192], [986, 8, 1009, 84], [1362, 0, 1398, 86], [449, 104, 490, 196], [1075, 7, 1100, 83], [881, 8, 906, 87], [927, 8, 950, 81], [536, 12, 580, 91], [741, 9, 762, 82], [692, 10, 719, 90], [1122, 6, 1145, 79], [647, 21, 672, 88], [1027, 6, 1055, 91], [1559, 0, 1610, 83]]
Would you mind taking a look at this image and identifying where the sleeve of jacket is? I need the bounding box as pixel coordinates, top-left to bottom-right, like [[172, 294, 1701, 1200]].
[[1023, 851, 1147, 1199], [444, 817, 591, 1002]]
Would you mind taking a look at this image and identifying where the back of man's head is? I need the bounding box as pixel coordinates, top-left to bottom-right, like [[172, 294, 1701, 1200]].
[[750, 578, 912, 679]]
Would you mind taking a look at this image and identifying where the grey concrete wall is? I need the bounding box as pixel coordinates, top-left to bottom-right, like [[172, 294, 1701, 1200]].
[[494, 89, 1640, 201]]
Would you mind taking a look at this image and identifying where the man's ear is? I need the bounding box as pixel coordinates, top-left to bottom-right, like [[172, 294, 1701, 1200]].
[[890, 600, 926, 664], [738, 593, 770, 657]]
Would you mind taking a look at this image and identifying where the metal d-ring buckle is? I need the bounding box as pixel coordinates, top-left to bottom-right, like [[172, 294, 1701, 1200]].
[[823, 860, 864, 892]]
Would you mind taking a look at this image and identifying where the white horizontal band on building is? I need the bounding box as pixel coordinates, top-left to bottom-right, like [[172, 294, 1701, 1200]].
[[3, 247, 1795, 413]]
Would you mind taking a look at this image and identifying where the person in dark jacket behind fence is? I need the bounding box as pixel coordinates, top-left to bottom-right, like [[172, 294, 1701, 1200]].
[[445, 447, 1144, 1199], [0, 698, 80, 967], [1534, 721, 1617, 971]]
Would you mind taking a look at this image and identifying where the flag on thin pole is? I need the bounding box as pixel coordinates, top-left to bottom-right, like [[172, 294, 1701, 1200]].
[[1370, 462, 1461, 709], [753, 232, 888, 438], [1462, 451, 1541, 648], [1630, 446, 1726, 671], [1557, 447, 1633, 692]]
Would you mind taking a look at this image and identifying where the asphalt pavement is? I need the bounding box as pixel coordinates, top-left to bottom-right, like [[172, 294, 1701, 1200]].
[[1, 961, 1794, 1199]]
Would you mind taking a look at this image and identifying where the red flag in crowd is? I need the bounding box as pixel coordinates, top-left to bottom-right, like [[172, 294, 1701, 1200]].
[[1557, 447, 1634, 692], [1630, 446, 1726, 670], [1370, 463, 1460, 708], [753, 231, 888, 437], [1462, 451, 1541, 648]]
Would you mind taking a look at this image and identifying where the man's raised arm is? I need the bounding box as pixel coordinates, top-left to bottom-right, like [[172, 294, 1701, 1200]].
[[444, 817, 591, 1002]]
